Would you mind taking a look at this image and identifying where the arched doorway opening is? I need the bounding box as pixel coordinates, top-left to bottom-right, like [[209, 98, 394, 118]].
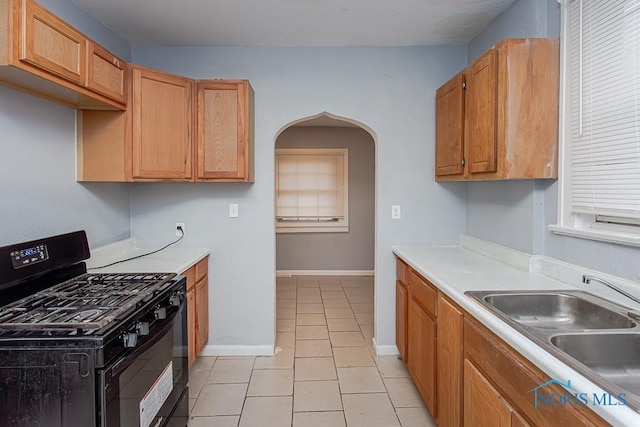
[[273, 112, 377, 352]]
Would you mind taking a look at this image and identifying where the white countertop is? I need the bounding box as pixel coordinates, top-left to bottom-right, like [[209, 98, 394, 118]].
[[393, 242, 640, 426], [86, 238, 209, 275]]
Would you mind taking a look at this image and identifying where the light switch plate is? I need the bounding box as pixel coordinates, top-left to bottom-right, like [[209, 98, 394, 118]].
[[229, 204, 239, 218]]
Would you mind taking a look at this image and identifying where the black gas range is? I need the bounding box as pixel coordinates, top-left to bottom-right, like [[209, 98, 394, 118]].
[[0, 231, 189, 427]]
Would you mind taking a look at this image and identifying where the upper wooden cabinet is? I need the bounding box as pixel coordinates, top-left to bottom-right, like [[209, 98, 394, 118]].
[[435, 72, 465, 177], [86, 42, 127, 104], [466, 49, 498, 175], [196, 80, 255, 182], [132, 66, 193, 180], [0, 0, 127, 109], [78, 70, 255, 183], [435, 38, 559, 181], [20, 0, 86, 85]]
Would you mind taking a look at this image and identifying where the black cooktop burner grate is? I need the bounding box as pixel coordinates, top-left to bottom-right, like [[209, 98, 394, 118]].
[[0, 272, 176, 331]]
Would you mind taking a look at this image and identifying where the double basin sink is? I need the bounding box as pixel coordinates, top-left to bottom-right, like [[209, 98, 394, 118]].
[[466, 290, 640, 411]]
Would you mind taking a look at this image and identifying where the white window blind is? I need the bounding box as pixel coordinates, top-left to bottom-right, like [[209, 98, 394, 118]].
[[568, 0, 640, 219], [275, 148, 348, 228]]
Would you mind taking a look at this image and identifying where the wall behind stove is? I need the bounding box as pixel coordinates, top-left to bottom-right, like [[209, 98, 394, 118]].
[[0, 0, 132, 248], [0, 88, 131, 249]]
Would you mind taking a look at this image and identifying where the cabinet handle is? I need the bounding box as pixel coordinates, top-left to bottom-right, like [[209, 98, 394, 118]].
[[461, 158, 466, 166]]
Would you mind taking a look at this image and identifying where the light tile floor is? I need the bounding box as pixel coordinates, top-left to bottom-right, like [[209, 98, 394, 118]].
[[188, 276, 437, 427]]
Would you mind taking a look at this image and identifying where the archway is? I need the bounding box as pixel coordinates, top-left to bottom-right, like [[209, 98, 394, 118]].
[[273, 112, 377, 353]]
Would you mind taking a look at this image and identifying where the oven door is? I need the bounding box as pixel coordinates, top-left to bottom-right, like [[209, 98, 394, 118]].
[[99, 299, 188, 427]]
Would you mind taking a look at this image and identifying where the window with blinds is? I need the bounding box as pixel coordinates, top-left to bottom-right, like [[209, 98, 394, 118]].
[[567, 0, 640, 220], [275, 148, 349, 233], [552, 0, 640, 244]]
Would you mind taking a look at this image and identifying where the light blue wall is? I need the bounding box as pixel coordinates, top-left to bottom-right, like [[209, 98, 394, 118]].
[[468, 0, 559, 62], [0, 0, 131, 248], [0, 86, 131, 248], [465, 0, 559, 255], [130, 45, 468, 348]]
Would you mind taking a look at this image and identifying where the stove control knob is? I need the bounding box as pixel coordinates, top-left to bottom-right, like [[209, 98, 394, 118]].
[[169, 292, 183, 307], [122, 332, 138, 348], [136, 321, 150, 336], [154, 306, 167, 320]]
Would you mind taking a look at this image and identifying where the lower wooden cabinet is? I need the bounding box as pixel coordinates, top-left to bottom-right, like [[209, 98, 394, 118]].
[[196, 274, 209, 354], [464, 318, 607, 426], [464, 359, 521, 427], [187, 285, 197, 365], [437, 295, 463, 427], [407, 297, 436, 416], [186, 256, 209, 368], [394, 255, 609, 427], [395, 280, 408, 362]]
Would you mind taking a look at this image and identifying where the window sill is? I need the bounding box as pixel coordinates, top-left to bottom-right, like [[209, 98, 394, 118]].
[[276, 226, 349, 234], [549, 224, 640, 248]]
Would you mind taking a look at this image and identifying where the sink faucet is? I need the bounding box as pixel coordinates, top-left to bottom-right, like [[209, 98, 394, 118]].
[[582, 275, 640, 306]]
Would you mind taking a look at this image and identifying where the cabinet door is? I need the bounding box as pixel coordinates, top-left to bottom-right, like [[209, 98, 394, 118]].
[[132, 67, 193, 180], [196, 80, 253, 181], [464, 359, 512, 427], [407, 297, 436, 416], [437, 296, 463, 427], [19, 0, 86, 85], [195, 277, 209, 354], [396, 280, 408, 362], [511, 411, 531, 427], [187, 286, 196, 368], [466, 49, 497, 174], [86, 42, 127, 104], [435, 73, 465, 177]]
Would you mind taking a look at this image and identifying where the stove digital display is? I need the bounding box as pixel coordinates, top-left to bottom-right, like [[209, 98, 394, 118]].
[[10, 244, 49, 269]]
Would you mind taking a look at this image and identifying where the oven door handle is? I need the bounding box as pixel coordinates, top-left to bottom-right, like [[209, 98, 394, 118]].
[[110, 302, 184, 376]]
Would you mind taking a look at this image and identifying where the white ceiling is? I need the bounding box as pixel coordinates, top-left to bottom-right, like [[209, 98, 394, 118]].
[[71, 0, 516, 47]]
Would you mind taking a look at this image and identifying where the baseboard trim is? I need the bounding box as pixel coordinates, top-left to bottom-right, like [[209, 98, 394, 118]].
[[276, 270, 374, 277], [200, 344, 275, 356], [373, 338, 400, 356]]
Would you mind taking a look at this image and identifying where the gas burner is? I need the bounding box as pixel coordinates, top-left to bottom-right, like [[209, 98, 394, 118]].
[[73, 309, 103, 322], [0, 272, 176, 332]]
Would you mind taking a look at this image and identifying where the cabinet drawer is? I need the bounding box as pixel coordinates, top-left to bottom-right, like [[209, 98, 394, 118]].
[[464, 318, 608, 426], [396, 257, 408, 284], [184, 265, 196, 291], [408, 270, 437, 318], [195, 256, 208, 282]]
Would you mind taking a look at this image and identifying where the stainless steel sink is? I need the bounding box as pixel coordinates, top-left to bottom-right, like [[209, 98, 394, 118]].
[[481, 292, 636, 330], [466, 290, 640, 412], [550, 333, 640, 395]]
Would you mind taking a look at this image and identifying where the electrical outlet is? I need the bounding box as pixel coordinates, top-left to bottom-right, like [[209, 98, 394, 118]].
[[229, 204, 239, 218], [392, 205, 401, 219], [176, 222, 185, 236]]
